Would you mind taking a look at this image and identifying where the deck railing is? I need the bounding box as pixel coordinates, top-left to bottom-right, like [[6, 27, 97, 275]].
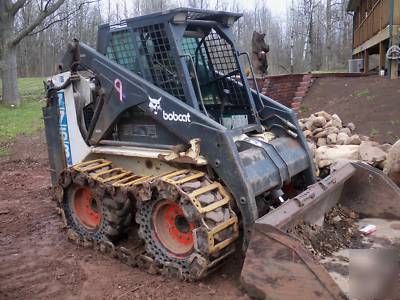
[[353, 0, 391, 48]]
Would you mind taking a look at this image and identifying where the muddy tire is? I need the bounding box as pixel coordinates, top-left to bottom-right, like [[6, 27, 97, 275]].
[[58, 160, 237, 281], [136, 191, 200, 278], [62, 181, 131, 242], [136, 172, 238, 280]]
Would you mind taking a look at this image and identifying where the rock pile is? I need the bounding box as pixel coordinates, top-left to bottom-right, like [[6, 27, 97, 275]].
[[384, 140, 400, 185], [299, 112, 360, 148], [299, 111, 391, 172]]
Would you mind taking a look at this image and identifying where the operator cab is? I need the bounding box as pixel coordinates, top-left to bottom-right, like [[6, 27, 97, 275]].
[[98, 8, 260, 131]]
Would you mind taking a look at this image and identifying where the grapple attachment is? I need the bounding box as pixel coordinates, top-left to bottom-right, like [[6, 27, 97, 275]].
[[241, 162, 400, 299]]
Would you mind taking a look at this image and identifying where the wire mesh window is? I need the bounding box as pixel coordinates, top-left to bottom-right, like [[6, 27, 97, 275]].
[[182, 37, 218, 104], [182, 30, 247, 106], [203, 29, 247, 106], [134, 24, 186, 101], [105, 30, 140, 73], [106, 24, 186, 102]]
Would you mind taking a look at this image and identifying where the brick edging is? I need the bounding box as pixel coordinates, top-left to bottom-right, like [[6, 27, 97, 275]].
[[250, 72, 374, 114]]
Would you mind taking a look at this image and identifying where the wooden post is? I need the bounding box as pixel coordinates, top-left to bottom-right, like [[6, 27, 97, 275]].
[[379, 42, 386, 71], [364, 50, 369, 73], [390, 32, 399, 79], [389, 0, 399, 79], [390, 56, 399, 79]]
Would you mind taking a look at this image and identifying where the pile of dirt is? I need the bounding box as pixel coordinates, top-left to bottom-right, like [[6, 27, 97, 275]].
[[289, 206, 364, 258]]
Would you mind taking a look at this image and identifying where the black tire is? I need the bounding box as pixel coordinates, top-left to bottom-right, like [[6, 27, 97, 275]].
[[135, 175, 238, 280], [62, 181, 132, 242], [135, 183, 206, 279]]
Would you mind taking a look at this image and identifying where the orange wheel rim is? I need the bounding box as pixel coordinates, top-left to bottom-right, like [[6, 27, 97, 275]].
[[152, 200, 195, 257], [73, 186, 101, 230]]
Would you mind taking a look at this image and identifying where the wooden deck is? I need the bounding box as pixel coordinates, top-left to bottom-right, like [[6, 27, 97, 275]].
[[348, 0, 399, 78], [354, 0, 389, 50]]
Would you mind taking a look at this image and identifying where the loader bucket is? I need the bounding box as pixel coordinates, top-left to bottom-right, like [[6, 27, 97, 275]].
[[241, 162, 400, 300]]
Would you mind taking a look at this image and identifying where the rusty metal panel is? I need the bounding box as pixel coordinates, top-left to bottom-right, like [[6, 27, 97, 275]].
[[242, 162, 400, 299], [339, 162, 400, 219], [255, 163, 356, 231], [241, 224, 346, 300]]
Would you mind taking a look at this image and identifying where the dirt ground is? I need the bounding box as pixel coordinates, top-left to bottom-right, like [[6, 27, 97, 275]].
[[300, 76, 400, 144], [1, 76, 399, 299], [0, 134, 248, 300]]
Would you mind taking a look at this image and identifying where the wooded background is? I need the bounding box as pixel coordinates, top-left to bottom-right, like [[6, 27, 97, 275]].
[[0, 0, 353, 105]]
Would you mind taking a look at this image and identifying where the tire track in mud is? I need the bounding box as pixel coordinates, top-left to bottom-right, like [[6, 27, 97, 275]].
[[0, 154, 248, 300], [0, 166, 86, 300]]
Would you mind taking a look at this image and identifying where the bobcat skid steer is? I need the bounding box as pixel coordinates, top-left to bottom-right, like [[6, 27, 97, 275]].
[[43, 8, 400, 299]]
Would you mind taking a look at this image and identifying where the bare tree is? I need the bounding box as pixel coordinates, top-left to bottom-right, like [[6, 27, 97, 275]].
[[325, 0, 332, 69], [0, 0, 91, 106], [1, 0, 354, 97]]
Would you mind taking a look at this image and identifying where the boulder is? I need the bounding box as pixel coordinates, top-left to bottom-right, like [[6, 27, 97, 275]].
[[206, 209, 225, 223], [384, 140, 400, 185], [327, 133, 337, 145], [359, 141, 387, 166], [315, 111, 332, 121], [315, 145, 360, 168], [182, 181, 202, 191], [317, 138, 327, 147], [314, 130, 328, 139], [339, 127, 351, 136], [312, 127, 325, 135], [326, 127, 339, 135], [305, 120, 314, 131], [346, 134, 361, 145], [198, 194, 215, 205], [379, 143, 392, 153], [347, 122, 356, 132], [311, 116, 327, 128], [360, 135, 370, 142], [323, 120, 333, 129], [337, 132, 349, 145], [303, 130, 313, 139], [331, 114, 342, 129]]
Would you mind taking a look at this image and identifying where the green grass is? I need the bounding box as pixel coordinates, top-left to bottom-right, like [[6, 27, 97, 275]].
[[300, 105, 309, 113], [366, 95, 376, 102], [0, 148, 10, 156], [370, 128, 380, 137], [390, 119, 400, 126], [354, 89, 370, 98], [0, 77, 45, 155]]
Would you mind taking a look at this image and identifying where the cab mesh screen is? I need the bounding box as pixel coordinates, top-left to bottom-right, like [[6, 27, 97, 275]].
[[106, 24, 186, 101], [181, 30, 247, 106]]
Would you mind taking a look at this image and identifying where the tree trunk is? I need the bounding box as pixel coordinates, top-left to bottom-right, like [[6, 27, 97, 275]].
[[0, 2, 21, 107], [325, 0, 332, 70], [1, 46, 21, 106]]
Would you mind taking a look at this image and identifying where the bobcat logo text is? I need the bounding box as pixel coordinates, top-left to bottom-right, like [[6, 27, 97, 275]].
[[148, 96, 191, 123]]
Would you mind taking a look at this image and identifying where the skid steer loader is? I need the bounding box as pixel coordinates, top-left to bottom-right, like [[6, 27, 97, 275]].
[[43, 8, 400, 299]]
